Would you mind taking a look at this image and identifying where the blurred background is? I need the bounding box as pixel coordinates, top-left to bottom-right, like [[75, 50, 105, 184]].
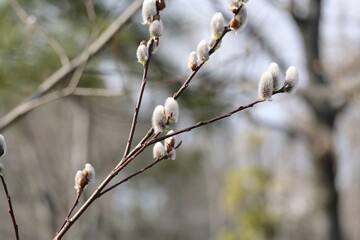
[[0, 0, 360, 239]]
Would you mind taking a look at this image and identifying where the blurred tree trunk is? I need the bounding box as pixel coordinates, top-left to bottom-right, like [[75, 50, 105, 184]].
[[294, 0, 342, 239]]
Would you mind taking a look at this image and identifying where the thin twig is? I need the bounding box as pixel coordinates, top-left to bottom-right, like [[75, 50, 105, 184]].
[[55, 194, 81, 235], [55, 19, 246, 240], [1, 175, 19, 240], [173, 28, 231, 99], [101, 158, 164, 196], [89, 98, 264, 203], [150, 99, 264, 145], [54, 133, 160, 239], [122, 40, 155, 160], [124, 28, 232, 161]]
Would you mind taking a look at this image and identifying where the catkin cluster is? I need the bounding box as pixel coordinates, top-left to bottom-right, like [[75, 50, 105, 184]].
[[258, 63, 298, 101], [187, 0, 250, 71], [136, 0, 166, 66], [151, 98, 179, 160]]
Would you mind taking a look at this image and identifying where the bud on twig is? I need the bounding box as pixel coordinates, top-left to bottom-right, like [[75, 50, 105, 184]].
[[267, 62, 280, 91], [229, 6, 247, 30], [149, 19, 163, 39], [164, 97, 179, 124], [136, 41, 149, 65], [196, 39, 209, 62], [164, 130, 175, 152], [142, 0, 157, 24], [209, 37, 222, 50], [153, 142, 165, 159], [165, 130, 176, 160], [74, 163, 96, 194], [258, 71, 273, 101], [283, 66, 298, 93], [187, 51, 198, 71], [210, 12, 225, 39], [152, 105, 166, 133], [156, 0, 166, 11]]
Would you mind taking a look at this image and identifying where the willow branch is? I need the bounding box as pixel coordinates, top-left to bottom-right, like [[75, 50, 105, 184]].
[[56, 194, 81, 235], [101, 158, 164, 196], [1, 175, 19, 240], [53, 134, 159, 239], [98, 98, 264, 197], [122, 40, 155, 160], [123, 28, 232, 162]]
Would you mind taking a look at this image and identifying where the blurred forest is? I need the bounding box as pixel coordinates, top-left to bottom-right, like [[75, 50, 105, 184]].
[[1, 0, 360, 239]]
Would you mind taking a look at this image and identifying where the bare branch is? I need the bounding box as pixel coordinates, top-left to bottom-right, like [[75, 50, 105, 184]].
[[0, 0, 143, 131], [122, 40, 155, 160], [9, 0, 70, 65], [72, 88, 124, 97], [56, 194, 81, 236], [1, 175, 19, 240]]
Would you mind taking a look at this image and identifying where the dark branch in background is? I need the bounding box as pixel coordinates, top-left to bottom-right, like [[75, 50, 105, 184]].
[[9, 0, 70, 65], [0, 0, 143, 132], [1, 175, 19, 240]]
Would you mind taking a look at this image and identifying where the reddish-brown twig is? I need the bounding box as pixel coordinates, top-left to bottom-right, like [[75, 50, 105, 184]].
[[1, 175, 19, 240], [55, 194, 81, 235], [122, 39, 155, 160]]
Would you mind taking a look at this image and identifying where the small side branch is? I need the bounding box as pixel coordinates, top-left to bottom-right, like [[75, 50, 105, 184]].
[[101, 158, 164, 196], [150, 99, 264, 145], [56, 194, 81, 235], [122, 40, 155, 160], [1, 175, 19, 240]]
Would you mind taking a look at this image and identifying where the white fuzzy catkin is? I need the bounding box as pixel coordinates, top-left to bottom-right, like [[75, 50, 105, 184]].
[[164, 97, 179, 123], [165, 130, 176, 153], [210, 12, 225, 39], [258, 71, 274, 101], [188, 51, 197, 71], [284, 66, 298, 93], [230, 6, 247, 30], [74, 170, 84, 190], [142, 0, 157, 24], [228, 0, 242, 11], [235, 6, 247, 28], [153, 142, 165, 159], [196, 39, 209, 62], [0, 134, 5, 157], [149, 19, 163, 38], [267, 62, 280, 91], [136, 43, 148, 65], [152, 105, 166, 133], [209, 37, 222, 50], [84, 163, 95, 183], [168, 149, 176, 160]]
